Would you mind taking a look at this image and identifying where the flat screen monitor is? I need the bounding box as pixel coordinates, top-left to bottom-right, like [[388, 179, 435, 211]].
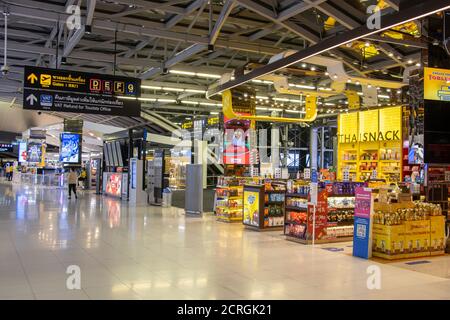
[[60, 133, 81, 164], [424, 99, 450, 164]]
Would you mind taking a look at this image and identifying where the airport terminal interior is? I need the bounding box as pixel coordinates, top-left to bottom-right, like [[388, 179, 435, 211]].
[[1, 0, 450, 300]]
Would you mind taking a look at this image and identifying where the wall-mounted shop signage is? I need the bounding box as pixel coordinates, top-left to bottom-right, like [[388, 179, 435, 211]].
[[0, 143, 13, 152], [424, 67, 450, 101], [338, 107, 401, 143], [23, 66, 141, 116]]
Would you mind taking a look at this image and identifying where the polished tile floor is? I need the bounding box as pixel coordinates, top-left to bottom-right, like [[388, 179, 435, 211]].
[[1, 181, 450, 300]]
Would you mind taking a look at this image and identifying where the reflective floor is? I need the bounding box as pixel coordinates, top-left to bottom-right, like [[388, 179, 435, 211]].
[[1, 181, 450, 300]]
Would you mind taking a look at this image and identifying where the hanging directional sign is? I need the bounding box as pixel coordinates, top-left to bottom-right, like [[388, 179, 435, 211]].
[[23, 66, 141, 116]]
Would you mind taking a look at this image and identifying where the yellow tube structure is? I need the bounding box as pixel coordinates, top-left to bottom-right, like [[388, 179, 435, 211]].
[[222, 90, 317, 123]]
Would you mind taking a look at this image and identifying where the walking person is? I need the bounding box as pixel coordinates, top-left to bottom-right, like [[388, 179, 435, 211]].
[[68, 168, 78, 199], [9, 165, 13, 181]]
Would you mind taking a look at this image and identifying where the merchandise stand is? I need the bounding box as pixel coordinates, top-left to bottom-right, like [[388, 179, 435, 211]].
[[285, 181, 362, 244], [215, 185, 243, 223], [242, 180, 286, 231]]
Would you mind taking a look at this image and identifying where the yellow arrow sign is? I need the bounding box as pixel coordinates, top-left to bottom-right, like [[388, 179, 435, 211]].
[[27, 73, 38, 84]]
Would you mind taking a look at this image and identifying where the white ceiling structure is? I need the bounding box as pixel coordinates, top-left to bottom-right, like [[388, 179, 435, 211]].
[[0, 0, 443, 131]]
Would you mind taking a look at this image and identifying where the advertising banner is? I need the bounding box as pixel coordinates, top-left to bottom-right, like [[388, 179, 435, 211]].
[[106, 173, 122, 197], [23, 66, 141, 116], [27, 142, 42, 163], [18, 142, 27, 163], [307, 189, 328, 240], [60, 133, 81, 164], [243, 189, 260, 227], [353, 187, 373, 259], [424, 67, 450, 101]]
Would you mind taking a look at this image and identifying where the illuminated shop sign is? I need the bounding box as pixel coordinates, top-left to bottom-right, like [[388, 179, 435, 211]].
[[338, 130, 400, 143], [424, 67, 450, 101], [338, 106, 401, 143]]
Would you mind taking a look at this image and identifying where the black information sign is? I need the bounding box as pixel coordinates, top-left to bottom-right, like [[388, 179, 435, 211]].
[[0, 143, 13, 152], [23, 66, 141, 116]]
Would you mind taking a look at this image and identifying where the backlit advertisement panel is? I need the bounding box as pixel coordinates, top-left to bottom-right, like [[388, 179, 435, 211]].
[[105, 173, 122, 197], [18, 142, 27, 163], [27, 142, 42, 163], [60, 133, 81, 164]]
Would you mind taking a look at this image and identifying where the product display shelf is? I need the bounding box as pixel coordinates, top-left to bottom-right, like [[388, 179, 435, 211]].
[[214, 181, 244, 223], [284, 192, 309, 241], [243, 180, 286, 231], [326, 193, 356, 241]]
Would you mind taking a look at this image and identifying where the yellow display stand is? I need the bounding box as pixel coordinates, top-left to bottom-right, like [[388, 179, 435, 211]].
[[337, 106, 403, 182], [372, 216, 446, 260]]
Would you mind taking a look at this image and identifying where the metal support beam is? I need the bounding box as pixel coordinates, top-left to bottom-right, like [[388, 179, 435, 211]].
[[236, 0, 319, 43], [385, 0, 400, 11], [207, 0, 450, 97], [86, 0, 96, 26], [209, 0, 236, 45], [165, 0, 205, 29], [140, 43, 207, 79]]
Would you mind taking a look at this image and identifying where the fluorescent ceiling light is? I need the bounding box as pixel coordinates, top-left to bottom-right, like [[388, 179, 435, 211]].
[[181, 100, 199, 105], [184, 89, 206, 93], [200, 102, 220, 106], [285, 109, 304, 114], [162, 87, 184, 92], [196, 73, 221, 79], [141, 85, 162, 90], [169, 70, 195, 76], [274, 98, 290, 102], [295, 84, 316, 90], [117, 96, 136, 100], [210, 111, 219, 115], [256, 107, 268, 110], [139, 97, 157, 102], [157, 99, 177, 103], [378, 95, 390, 99]]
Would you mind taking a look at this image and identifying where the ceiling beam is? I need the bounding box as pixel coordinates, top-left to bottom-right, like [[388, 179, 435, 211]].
[[236, 0, 319, 43], [207, 0, 450, 96], [209, 0, 236, 45], [140, 43, 207, 79], [165, 0, 205, 29], [385, 0, 401, 11]]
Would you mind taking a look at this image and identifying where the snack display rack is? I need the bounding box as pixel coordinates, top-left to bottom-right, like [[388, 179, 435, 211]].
[[324, 182, 365, 241], [243, 180, 286, 230], [215, 185, 244, 222], [284, 181, 364, 244], [214, 176, 263, 222], [284, 180, 309, 240]]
